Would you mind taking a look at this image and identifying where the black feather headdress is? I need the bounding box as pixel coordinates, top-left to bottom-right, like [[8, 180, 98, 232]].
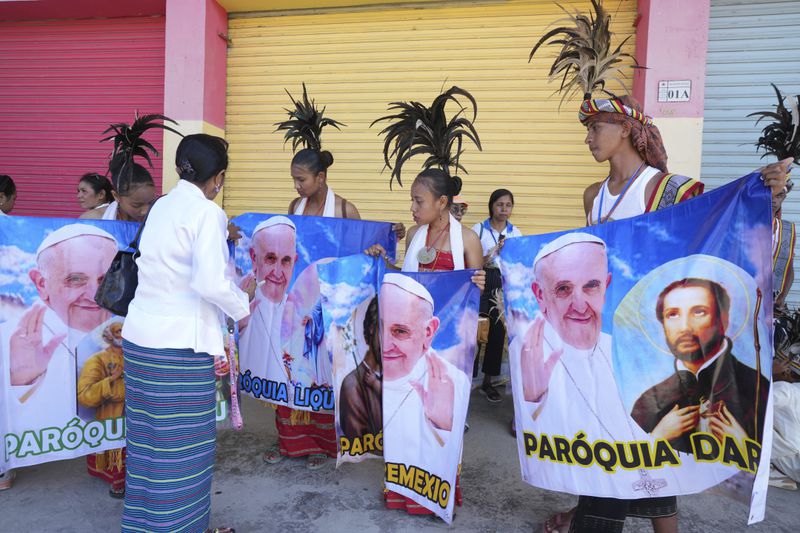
[[100, 112, 182, 192], [371, 86, 482, 188], [748, 84, 800, 165], [528, 0, 634, 106], [274, 83, 345, 152]]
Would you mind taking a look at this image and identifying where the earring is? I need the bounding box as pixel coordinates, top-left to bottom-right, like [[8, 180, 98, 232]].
[[214, 185, 221, 193]]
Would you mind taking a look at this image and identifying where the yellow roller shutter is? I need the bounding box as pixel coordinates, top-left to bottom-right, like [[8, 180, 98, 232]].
[[225, 0, 638, 235]]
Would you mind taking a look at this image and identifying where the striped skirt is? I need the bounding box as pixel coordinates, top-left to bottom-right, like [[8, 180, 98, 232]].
[[121, 340, 217, 533]]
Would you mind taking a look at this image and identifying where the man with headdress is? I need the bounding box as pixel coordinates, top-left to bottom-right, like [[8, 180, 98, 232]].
[[380, 274, 470, 499], [529, 3, 790, 530], [238, 216, 298, 386], [1, 224, 118, 429], [631, 278, 770, 454], [338, 295, 382, 445]]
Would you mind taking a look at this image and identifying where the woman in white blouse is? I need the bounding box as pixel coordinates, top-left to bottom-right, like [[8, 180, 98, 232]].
[[121, 134, 252, 533], [470, 189, 522, 403]]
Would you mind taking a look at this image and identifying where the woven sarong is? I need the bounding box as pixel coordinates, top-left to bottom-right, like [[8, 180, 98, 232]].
[[121, 340, 216, 533], [274, 405, 337, 458]]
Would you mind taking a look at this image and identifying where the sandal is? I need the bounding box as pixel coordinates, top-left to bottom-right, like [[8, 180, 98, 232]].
[[543, 508, 575, 533], [480, 382, 502, 403], [206, 528, 235, 533], [109, 487, 125, 499], [262, 444, 284, 464], [306, 454, 328, 471], [0, 470, 16, 491]]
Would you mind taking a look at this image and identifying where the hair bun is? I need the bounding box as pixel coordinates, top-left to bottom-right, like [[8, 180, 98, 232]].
[[320, 150, 334, 170], [451, 175, 463, 197]]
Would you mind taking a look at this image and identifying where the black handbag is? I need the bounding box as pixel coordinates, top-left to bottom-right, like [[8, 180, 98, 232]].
[[94, 199, 158, 316]]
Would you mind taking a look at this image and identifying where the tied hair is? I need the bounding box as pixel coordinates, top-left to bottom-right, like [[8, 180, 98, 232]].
[[177, 159, 197, 179]]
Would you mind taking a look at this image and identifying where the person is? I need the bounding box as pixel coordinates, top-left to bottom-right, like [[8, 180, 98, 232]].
[[529, 4, 791, 529], [121, 133, 252, 533], [770, 358, 800, 487], [631, 278, 770, 452], [0, 174, 16, 215], [450, 194, 469, 222], [368, 85, 485, 516], [76, 172, 113, 212], [0, 224, 117, 492], [81, 114, 179, 222], [380, 273, 471, 510], [772, 178, 795, 312], [260, 86, 374, 471], [472, 188, 522, 402], [338, 296, 382, 443], [77, 321, 126, 498], [79, 159, 156, 222]]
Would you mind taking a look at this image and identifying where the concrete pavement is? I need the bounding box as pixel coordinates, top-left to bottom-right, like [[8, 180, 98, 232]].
[[1, 388, 797, 532]]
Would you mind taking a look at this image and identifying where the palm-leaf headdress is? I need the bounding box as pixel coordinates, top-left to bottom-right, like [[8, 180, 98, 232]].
[[100, 112, 182, 192], [748, 84, 800, 165], [529, 0, 634, 106], [371, 85, 482, 188], [274, 83, 345, 152]]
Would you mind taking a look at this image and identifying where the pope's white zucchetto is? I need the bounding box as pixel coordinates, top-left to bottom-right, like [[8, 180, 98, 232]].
[[253, 215, 296, 236], [36, 223, 118, 260], [533, 232, 606, 270], [381, 272, 434, 308]]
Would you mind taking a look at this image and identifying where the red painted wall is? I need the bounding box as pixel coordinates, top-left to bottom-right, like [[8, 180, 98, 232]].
[[0, 16, 166, 217]]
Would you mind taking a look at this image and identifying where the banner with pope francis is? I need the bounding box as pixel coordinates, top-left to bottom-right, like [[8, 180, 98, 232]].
[[379, 269, 480, 524], [0, 216, 137, 474], [500, 173, 775, 524], [230, 214, 396, 413], [316, 254, 385, 465]]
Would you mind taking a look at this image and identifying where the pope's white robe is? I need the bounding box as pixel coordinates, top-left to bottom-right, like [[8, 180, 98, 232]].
[[512, 320, 738, 498], [238, 292, 289, 391], [1, 307, 83, 435], [382, 349, 470, 522]]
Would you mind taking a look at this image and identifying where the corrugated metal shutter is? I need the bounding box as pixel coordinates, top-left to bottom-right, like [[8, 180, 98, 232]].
[[700, 0, 800, 304], [0, 16, 166, 218], [225, 0, 637, 236]]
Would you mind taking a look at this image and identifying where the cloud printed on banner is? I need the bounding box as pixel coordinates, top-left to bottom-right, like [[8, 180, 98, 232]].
[[633, 220, 678, 244], [608, 251, 638, 281], [320, 281, 374, 324], [500, 260, 538, 320], [0, 245, 38, 305]]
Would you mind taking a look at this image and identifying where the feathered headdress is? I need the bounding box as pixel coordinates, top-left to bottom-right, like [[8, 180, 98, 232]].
[[274, 83, 345, 152], [748, 84, 800, 165], [371, 86, 482, 188], [100, 112, 181, 191], [529, 0, 634, 107]]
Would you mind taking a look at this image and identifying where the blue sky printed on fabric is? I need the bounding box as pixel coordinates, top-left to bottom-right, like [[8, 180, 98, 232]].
[[0, 216, 137, 324], [500, 172, 773, 412]]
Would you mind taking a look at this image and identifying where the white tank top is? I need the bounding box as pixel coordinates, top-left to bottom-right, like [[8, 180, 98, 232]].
[[101, 201, 118, 220], [588, 165, 659, 225]]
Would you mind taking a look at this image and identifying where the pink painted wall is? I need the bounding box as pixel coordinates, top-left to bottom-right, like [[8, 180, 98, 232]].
[[164, 0, 227, 130], [633, 0, 710, 118], [204, 0, 229, 129]]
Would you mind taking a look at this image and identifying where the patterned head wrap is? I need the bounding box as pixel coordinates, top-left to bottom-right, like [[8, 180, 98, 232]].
[[579, 95, 669, 173]]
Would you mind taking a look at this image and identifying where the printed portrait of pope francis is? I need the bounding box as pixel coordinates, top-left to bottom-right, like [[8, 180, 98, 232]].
[[238, 216, 298, 387], [511, 233, 736, 496], [380, 273, 470, 477], [1, 223, 118, 430]]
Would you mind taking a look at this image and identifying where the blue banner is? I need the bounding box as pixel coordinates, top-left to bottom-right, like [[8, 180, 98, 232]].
[[232, 213, 396, 412], [0, 217, 137, 473], [500, 173, 773, 523]]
